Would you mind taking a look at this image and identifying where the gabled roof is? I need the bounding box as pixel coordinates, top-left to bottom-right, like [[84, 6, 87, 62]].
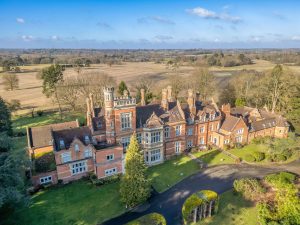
[[220, 116, 241, 132], [27, 121, 79, 148], [145, 112, 164, 128], [52, 126, 92, 151]]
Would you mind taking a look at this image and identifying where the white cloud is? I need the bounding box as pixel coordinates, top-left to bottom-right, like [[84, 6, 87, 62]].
[[154, 35, 173, 41], [21, 35, 34, 41], [138, 16, 175, 25], [291, 36, 300, 41], [51, 35, 60, 41], [187, 7, 241, 23], [16, 18, 25, 24]]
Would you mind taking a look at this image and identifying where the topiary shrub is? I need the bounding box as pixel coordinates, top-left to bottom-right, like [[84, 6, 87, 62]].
[[244, 154, 256, 162], [126, 213, 166, 225], [252, 151, 265, 162], [182, 190, 219, 224]]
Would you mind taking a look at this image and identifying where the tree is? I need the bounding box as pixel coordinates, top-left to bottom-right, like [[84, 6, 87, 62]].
[[0, 97, 12, 136], [2, 73, 19, 91], [218, 84, 236, 106], [41, 65, 64, 119], [120, 134, 151, 208], [168, 74, 183, 99], [235, 97, 246, 107], [135, 76, 154, 104], [118, 81, 129, 96], [6, 100, 21, 113], [190, 67, 215, 101]]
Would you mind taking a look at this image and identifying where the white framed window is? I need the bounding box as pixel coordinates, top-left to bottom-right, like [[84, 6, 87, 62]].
[[136, 133, 142, 144], [145, 132, 149, 144], [210, 114, 215, 120], [61, 152, 71, 163], [164, 127, 170, 138], [105, 168, 117, 177], [175, 125, 181, 136], [40, 176, 52, 184], [71, 161, 87, 175], [84, 148, 92, 158], [187, 140, 193, 148], [121, 136, 130, 150], [121, 113, 132, 130], [84, 135, 90, 144], [106, 154, 114, 161], [200, 126, 205, 133], [149, 149, 161, 162], [237, 128, 244, 134], [151, 131, 161, 143], [224, 139, 230, 144], [59, 139, 65, 149], [74, 144, 80, 152], [187, 128, 193, 136], [235, 136, 243, 143], [200, 137, 205, 145], [175, 141, 181, 153]]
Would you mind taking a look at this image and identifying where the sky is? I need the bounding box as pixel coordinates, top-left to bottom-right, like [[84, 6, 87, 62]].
[[1, 0, 300, 49]]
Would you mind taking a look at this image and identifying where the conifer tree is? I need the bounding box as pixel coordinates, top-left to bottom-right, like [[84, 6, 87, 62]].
[[120, 133, 151, 208], [118, 81, 129, 96]]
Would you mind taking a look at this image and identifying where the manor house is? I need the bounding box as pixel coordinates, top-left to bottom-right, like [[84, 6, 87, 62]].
[[27, 86, 289, 187]]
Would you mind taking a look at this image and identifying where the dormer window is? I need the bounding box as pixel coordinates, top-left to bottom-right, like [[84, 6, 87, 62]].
[[74, 144, 80, 152], [59, 139, 65, 149], [97, 121, 102, 129], [210, 113, 215, 120], [84, 135, 90, 144]]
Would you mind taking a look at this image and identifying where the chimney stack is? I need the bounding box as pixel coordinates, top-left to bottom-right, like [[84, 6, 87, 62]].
[[195, 92, 200, 101], [161, 88, 169, 110], [86, 98, 92, 126], [187, 89, 196, 114], [221, 103, 231, 117], [89, 93, 95, 117], [167, 85, 173, 101], [140, 88, 146, 106]]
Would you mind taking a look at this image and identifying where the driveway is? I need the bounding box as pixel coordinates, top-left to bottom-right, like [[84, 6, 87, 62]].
[[102, 160, 300, 225]]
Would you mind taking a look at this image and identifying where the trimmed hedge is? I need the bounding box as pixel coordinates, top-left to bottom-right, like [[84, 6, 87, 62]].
[[252, 152, 265, 162], [182, 190, 219, 224], [264, 172, 296, 188], [126, 213, 166, 225]]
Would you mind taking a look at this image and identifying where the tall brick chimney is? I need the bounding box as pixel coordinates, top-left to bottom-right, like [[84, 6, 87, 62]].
[[187, 89, 196, 114], [221, 103, 231, 117], [86, 97, 92, 126], [140, 88, 146, 106], [167, 85, 173, 101], [161, 88, 169, 110], [195, 91, 200, 101], [89, 93, 95, 117]]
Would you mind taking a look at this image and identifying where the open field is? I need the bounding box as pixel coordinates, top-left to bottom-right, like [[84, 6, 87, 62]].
[[0, 60, 282, 115]]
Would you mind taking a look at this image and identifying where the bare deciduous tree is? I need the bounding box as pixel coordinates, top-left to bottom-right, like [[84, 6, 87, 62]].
[[2, 73, 19, 91]]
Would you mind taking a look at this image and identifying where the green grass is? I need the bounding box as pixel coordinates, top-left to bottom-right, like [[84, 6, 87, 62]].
[[6, 181, 126, 225], [192, 150, 235, 166], [229, 144, 268, 162], [198, 190, 257, 225], [12, 111, 85, 133], [147, 155, 200, 193]]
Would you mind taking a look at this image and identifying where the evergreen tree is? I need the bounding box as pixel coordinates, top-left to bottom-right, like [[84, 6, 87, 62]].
[[235, 97, 246, 107], [0, 97, 12, 136], [120, 133, 151, 208], [118, 81, 129, 96]]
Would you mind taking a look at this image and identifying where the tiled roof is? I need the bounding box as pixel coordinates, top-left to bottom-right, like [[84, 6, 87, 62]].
[[28, 121, 79, 148], [136, 104, 166, 128], [220, 116, 240, 132], [52, 126, 92, 151]]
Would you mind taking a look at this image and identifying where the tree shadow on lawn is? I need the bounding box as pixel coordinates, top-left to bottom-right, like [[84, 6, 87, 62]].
[[197, 150, 230, 165]]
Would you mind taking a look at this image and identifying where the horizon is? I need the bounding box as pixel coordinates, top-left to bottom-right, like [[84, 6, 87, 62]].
[[1, 0, 300, 49]]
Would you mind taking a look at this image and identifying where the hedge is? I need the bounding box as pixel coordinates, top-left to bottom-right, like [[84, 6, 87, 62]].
[[182, 190, 219, 224], [126, 213, 166, 225], [233, 178, 265, 200], [252, 152, 265, 162], [265, 172, 296, 188]]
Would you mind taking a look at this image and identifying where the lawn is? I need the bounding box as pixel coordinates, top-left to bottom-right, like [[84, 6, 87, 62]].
[[192, 150, 235, 166], [6, 181, 126, 225], [229, 144, 268, 162], [12, 111, 85, 133], [199, 190, 257, 225], [147, 155, 200, 193]]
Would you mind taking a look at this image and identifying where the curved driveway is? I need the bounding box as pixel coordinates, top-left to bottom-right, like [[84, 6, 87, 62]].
[[102, 161, 300, 225]]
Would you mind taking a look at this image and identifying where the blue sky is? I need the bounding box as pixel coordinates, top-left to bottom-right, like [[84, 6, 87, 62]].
[[1, 0, 300, 49]]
